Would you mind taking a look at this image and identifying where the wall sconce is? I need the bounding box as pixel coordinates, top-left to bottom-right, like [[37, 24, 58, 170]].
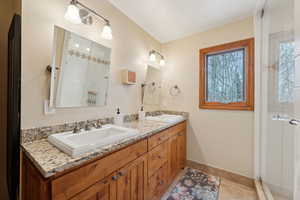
[[65, 0, 113, 40], [149, 50, 166, 66]]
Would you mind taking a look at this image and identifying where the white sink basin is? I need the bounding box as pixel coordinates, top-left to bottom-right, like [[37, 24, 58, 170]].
[[48, 124, 140, 158], [146, 114, 184, 123]]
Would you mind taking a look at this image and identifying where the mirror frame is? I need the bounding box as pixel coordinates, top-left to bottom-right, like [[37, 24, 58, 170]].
[[49, 25, 112, 109]]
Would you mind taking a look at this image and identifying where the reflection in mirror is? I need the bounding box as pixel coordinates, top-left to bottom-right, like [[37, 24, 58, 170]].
[[50, 26, 111, 108], [143, 66, 162, 105]]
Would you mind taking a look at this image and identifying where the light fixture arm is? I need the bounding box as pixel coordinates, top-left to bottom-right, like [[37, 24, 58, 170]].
[[150, 50, 164, 59], [72, 0, 109, 24]]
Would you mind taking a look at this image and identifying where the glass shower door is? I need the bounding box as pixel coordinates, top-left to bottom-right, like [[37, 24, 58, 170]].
[[293, 0, 300, 198], [260, 0, 296, 199]]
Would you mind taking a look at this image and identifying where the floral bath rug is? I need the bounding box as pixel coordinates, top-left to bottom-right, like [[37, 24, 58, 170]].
[[165, 168, 220, 200]]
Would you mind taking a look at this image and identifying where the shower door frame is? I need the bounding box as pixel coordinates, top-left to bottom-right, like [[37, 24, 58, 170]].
[[254, 0, 297, 199]]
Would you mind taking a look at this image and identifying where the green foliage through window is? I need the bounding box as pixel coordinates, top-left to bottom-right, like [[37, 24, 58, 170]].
[[206, 49, 245, 103]]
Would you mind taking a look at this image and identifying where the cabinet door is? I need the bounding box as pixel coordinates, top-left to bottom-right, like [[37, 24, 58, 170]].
[[70, 173, 117, 200], [116, 155, 148, 200], [177, 131, 186, 169], [169, 135, 178, 182], [148, 163, 169, 200]]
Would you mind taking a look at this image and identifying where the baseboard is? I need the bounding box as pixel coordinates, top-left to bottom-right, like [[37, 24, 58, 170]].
[[186, 160, 255, 188], [261, 181, 275, 200], [255, 179, 267, 200]]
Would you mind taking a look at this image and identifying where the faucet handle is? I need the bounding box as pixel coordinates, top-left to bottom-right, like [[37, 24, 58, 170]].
[[94, 121, 102, 129], [73, 122, 81, 133], [85, 120, 93, 131]]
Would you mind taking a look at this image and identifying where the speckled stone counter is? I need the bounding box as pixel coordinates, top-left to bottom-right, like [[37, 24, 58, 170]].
[[21, 118, 187, 178]]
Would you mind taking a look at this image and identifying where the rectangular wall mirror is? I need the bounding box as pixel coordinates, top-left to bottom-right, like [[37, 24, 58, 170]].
[[49, 26, 111, 108], [143, 66, 162, 105]]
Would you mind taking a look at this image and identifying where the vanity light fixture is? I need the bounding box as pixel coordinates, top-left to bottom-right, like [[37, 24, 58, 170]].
[[101, 21, 113, 40], [65, 0, 113, 40], [65, 1, 81, 24], [149, 50, 156, 62], [149, 50, 166, 66]]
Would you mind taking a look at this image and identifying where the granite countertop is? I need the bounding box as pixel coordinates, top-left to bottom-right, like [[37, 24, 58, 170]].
[[21, 118, 187, 178]]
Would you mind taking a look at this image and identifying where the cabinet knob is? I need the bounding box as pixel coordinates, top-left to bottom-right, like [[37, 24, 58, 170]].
[[118, 171, 124, 176], [112, 175, 118, 180]]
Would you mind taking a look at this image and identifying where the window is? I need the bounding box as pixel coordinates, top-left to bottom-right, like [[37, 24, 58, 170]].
[[199, 38, 254, 110]]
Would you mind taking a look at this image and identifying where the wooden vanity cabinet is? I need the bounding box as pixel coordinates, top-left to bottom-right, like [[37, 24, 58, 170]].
[[71, 155, 148, 200], [115, 155, 148, 200], [177, 131, 187, 169], [70, 173, 117, 200], [169, 130, 187, 182], [148, 163, 169, 200], [169, 135, 179, 181], [147, 122, 187, 200], [22, 121, 186, 200]]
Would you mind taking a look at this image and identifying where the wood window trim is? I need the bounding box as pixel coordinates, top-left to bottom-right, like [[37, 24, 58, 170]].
[[199, 38, 254, 111]]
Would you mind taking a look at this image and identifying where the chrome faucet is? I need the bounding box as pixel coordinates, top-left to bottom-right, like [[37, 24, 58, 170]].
[[73, 122, 81, 133], [85, 120, 93, 131]]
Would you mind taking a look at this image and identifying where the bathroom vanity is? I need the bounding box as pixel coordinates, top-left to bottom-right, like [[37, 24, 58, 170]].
[[21, 119, 187, 200], [20, 26, 188, 199]]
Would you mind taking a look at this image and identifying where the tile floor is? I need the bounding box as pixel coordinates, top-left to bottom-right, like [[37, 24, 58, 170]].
[[219, 178, 258, 200], [273, 194, 289, 200]]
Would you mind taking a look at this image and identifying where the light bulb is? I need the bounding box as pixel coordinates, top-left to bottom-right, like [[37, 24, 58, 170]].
[[64, 3, 81, 24], [160, 58, 165, 66], [101, 23, 113, 40], [149, 52, 156, 62]]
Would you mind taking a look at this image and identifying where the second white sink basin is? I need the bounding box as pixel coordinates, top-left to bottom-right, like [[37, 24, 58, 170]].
[[48, 124, 140, 158], [146, 114, 184, 123]]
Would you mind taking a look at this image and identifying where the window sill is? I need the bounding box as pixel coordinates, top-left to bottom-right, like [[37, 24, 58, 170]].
[[199, 103, 254, 111]]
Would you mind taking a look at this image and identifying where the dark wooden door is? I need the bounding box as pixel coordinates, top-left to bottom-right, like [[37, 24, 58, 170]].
[[70, 173, 117, 200], [116, 155, 148, 200]]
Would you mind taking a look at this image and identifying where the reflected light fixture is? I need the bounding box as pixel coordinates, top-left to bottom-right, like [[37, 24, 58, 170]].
[[149, 50, 156, 62], [149, 50, 166, 66], [65, 0, 113, 40], [160, 57, 165, 66]]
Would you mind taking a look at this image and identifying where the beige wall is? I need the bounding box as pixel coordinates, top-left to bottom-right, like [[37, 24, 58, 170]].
[[22, 0, 161, 129], [161, 17, 254, 178], [22, 0, 255, 178]]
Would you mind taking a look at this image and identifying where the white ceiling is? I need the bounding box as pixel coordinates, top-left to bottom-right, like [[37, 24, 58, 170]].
[[107, 0, 257, 43]]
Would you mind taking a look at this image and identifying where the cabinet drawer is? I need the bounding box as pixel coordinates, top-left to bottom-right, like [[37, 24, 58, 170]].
[[70, 173, 117, 200], [168, 121, 186, 137], [148, 141, 168, 178], [148, 163, 168, 200], [52, 139, 147, 200], [148, 129, 169, 150]]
